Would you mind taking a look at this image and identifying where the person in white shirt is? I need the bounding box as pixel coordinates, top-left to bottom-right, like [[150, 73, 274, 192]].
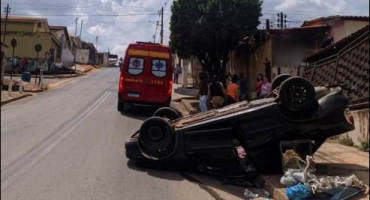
[[54, 58, 63, 78], [260, 76, 271, 98]]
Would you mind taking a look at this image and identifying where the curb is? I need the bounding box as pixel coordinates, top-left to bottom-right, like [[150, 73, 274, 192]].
[[1, 93, 32, 105], [174, 87, 198, 96], [181, 99, 199, 114]]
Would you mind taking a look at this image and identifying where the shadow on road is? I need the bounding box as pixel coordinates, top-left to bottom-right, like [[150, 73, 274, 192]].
[[127, 160, 185, 181], [120, 105, 157, 120]]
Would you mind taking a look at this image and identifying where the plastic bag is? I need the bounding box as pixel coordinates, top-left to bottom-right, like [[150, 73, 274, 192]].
[[286, 184, 313, 200]]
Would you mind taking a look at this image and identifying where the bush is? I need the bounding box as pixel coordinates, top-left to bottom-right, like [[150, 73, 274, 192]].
[[359, 139, 369, 152], [339, 134, 354, 146]]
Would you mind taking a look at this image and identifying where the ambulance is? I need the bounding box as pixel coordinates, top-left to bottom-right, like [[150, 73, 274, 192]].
[[118, 41, 173, 111]]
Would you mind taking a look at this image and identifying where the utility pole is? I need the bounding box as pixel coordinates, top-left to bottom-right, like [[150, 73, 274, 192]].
[[2, 4, 11, 43], [277, 12, 287, 29], [160, 7, 164, 44], [96, 36, 98, 51], [79, 20, 83, 41], [74, 17, 78, 70]]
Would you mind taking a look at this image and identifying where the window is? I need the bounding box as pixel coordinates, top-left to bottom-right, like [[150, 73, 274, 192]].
[[151, 59, 167, 77], [128, 57, 144, 75]]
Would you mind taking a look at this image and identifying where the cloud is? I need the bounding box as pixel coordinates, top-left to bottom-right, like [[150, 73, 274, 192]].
[[3, 0, 369, 55]]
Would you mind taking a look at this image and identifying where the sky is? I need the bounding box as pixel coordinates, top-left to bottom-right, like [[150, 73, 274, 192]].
[[1, 0, 369, 57]]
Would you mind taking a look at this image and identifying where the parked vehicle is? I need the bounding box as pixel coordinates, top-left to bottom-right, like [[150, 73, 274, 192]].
[[118, 41, 173, 112], [125, 75, 355, 176]]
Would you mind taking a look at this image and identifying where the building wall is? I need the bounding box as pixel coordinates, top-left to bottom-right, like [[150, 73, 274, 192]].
[[76, 49, 89, 64], [2, 32, 53, 60], [329, 20, 345, 43], [343, 20, 369, 38], [1, 22, 34, 32], [339, 108, 369, 147], [247, 39, 272, 95]]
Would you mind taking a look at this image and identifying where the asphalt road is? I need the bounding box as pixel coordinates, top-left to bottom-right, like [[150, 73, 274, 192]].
[[1, 68, 222, 200]]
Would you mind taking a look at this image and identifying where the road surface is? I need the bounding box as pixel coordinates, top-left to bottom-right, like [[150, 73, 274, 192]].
[[1, 68, 232, 200]]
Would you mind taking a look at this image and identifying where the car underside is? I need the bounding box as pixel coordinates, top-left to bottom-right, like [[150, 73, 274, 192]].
[[125, 75, 355, 177]]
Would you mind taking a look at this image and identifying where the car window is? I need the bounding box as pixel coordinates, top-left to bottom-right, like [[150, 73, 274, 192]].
[[151, 59, 167, 78], [128, 57, 144, 75]]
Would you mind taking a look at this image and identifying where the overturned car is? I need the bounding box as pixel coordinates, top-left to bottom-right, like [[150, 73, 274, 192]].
[[125, 75, 355, 176]]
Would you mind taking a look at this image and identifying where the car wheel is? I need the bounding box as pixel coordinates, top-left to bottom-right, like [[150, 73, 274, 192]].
[[271, 74, 292, 91], [153, 107, 182, 120], [279, 76, 315, 112], [117, 101, 125, 112], [138, 116, 177, 160]]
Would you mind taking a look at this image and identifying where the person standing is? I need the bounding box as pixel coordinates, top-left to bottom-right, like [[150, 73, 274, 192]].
[[225, 74, 239, 106], [260, 76, 272, 98], [238, 72, 247, 101], [196, 72, 208, 112], [208, 75, 226, 109], [54, 58, 63, 78], [255, 73, 263, 98], [173, 64, 181, 84]]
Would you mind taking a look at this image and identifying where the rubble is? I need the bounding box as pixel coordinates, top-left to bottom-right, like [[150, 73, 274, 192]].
[[280, 150, 369, 199]]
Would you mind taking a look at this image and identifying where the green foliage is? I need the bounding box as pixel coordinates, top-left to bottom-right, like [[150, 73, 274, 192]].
[[339, 134, 354, 146], [169, 0, 263, 76], [359, 138, 369, 152]]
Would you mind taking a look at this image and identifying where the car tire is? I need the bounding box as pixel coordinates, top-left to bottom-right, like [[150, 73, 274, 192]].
[[117, 101, 125, 112], [153, 107, 182, 120], [279, 76, 315, 112], [138, 116, 177, 161], [271, 74, 292, 91]]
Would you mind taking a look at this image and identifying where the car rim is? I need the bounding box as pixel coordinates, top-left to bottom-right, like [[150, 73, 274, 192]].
[[288, 85, 307, 103], [148, 126, 165, 141]]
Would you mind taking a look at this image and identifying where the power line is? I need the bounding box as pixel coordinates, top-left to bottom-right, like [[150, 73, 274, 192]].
[[9, 13, 158, 17]]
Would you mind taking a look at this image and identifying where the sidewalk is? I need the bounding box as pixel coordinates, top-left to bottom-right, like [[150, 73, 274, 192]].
[[1, 65, 100, 105], [171, 89, 369, 200]]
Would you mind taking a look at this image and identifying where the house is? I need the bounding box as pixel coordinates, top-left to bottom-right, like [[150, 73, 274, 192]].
[[301, 15, 369, 43], [230, 15, 369, 97], [49, 26, 74, 67], [0, 16, 60, 72], [302, 25, 369, 107]]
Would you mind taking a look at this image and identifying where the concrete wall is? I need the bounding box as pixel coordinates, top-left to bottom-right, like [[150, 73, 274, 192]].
[[340, 108, 369, 147], [76, 49, 89, 64]]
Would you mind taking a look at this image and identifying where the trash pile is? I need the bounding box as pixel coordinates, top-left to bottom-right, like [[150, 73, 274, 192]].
[[280, 149, 369, 200]]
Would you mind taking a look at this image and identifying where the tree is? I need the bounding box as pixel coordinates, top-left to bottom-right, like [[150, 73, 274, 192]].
[[169, 0, 263, 79]]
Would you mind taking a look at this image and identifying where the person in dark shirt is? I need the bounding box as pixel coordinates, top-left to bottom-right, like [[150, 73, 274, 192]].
[[208, 75, 226, 109], [196, 72, 209, 112], [238, 72, 247, 101]]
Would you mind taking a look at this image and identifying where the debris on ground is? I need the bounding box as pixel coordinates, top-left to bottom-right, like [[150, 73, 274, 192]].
[[279, 151, 369, 200], [244, 188, 258, 198]]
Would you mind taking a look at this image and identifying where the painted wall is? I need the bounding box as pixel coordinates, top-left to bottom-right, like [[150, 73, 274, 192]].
[[343, 20, 369, 38], [2, 32, 55, 60]]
